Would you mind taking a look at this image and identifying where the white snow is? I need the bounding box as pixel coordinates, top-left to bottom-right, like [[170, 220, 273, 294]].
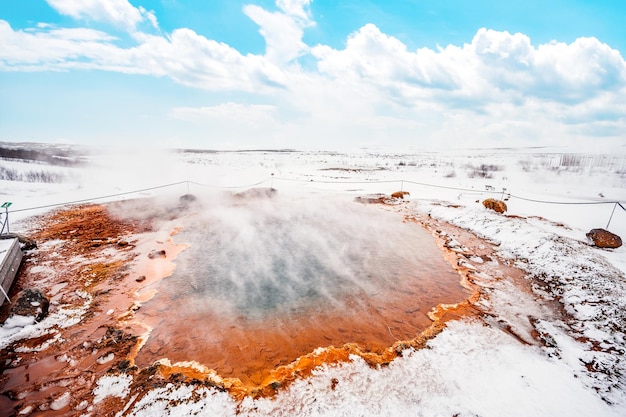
[[49, 391, 71, 411], [0, 292, 91, 350], [97, 352, 115, 365], [2, 145, 625, 416], [121, 321, 620, 417], [93, 374, 132, 404], [0, 238, 14, 254], [0, 314, 35, 330], [127, 384, 235, 417]]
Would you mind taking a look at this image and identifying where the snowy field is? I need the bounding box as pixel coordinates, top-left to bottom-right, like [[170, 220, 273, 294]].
[[1, 142, 626, 416]]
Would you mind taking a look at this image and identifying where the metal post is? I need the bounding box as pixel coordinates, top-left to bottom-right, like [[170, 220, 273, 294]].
[[606, 202, 618, 230], [271, 173, 274, 189], [1, 202, 11, 235], [400, 180, 404, 192]]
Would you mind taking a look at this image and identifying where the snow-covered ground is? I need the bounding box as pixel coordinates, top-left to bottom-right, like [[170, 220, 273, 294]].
[[1, 143, 625, 416]]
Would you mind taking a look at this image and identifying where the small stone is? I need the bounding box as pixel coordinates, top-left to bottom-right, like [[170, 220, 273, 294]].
[[148, 250, 166, 259], [136, 275, 146, 282]]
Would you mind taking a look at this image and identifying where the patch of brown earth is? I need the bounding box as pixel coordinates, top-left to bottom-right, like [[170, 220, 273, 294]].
[[0, 203, 174, 416]]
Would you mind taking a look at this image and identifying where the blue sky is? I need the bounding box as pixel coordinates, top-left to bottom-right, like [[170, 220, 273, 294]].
[[1, 0, 625, 150]]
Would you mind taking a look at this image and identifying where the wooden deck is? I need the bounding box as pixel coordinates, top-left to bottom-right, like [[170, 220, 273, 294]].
[[0, 237, 22, 306]]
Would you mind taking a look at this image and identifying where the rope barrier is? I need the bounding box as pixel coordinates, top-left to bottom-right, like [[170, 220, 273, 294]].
[[273, 176, 624, 206], [187, 178, 272, 189], [507, 194, 619, 206], [7, 181, 188, 213], [5, 176, 625, 215], [273, 176, 400, 185]]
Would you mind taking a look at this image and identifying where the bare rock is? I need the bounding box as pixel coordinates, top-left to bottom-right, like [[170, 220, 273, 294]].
[[233, 188, 277, 200], [482, 198, 507, 214], [10, 288, 50, 322], [354, 194, 387, 204], [179, 193, 197, 204], [586, 228, 622, 249], [148, 250, 167, 259], [179, 194, 199, 210], [391, 191, 410, 199]]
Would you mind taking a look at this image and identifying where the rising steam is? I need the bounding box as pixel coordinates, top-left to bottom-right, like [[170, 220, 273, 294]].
[[156, 192, 455, 320]]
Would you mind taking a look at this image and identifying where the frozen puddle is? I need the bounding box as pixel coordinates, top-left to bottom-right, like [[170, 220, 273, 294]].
[[134, 193, 470, 386]]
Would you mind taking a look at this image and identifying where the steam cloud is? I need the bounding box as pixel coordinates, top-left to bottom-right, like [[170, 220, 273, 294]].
[[157, 192, 452, 320]]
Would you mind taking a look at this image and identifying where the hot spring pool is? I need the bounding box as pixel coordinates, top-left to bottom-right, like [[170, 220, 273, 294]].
[[134, 194, 469, 386]]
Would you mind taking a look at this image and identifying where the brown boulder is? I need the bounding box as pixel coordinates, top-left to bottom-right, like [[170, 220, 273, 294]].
[[10, 288, 50, 322], [586, 229, 622, 249], [391, 191, 410, 199], [482, 198, 507, 214]]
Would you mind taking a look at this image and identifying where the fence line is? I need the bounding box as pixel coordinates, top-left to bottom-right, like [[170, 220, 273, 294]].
[[5, 176, 625, 215], [7, 181, 189, 213]]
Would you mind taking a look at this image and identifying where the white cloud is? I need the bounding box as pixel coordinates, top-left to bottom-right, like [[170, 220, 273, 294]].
[[532, 37, 626, 101], [1, 0, 626, 149], [244, 0, 314, 65], [313, 25, 626, 109], [0, 21, 286, 91], [127, 30, 287, 91], [139, 6, 158, 29], [276, 0, 312, 21], [313, 24, 461, 93], [0, 20, 118, 69], [45, 0, 158, 31]]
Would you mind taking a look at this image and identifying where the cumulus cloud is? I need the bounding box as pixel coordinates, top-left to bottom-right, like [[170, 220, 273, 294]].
[[313, 25, 626, 108], [4, 4, 624, 107], [532, 37, 626, 102], [244, 0, 314, 64], [1, 1, 626, 149], [0, 20, 119, 70], [127, 30, 287, 91], [313, 23, 461, 95], [45, 0, 158, 31], [0, 21, 286, 91]]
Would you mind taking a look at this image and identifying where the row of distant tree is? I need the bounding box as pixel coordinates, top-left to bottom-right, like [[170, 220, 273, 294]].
[[0, 166, 66, 183], [0, 145, 84, 167]]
